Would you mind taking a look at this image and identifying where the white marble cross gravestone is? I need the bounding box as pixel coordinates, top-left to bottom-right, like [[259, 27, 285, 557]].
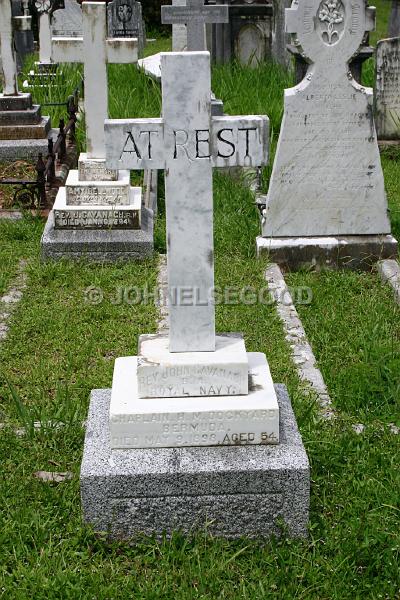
[[0, 0, 19, 95], [105, 51, 268, 352], [262, 0, 391, 238], [161, 0, 228, 51], [52, 1, 138, 159]]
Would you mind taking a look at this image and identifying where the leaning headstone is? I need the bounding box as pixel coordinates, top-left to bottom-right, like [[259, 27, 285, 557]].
[[375, 37, 400, 141], [108, 0, 146, 55], [257, 0, 398, 270], [80, 51, 309, 540], [0, 0, 51, 160], [51, 0, 82, 37], [41, 0, 152, 261]]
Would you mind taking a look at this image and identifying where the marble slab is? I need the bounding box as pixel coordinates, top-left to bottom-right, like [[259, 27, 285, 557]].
[[78, 153, 118, 181], [110, 352, 279, 449], [65, 169, 131, 206], [137, 333, 249, 398], [105, 114, 268, 170], [53, 186, 141, 230]]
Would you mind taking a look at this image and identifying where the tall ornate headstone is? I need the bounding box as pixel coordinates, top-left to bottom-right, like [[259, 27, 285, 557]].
[[80, 51, 309, 540], [41, 0, 153, 261], [0, 0, 51, 159], [375, 37, 400, 141], [257, 0, 398, 270]]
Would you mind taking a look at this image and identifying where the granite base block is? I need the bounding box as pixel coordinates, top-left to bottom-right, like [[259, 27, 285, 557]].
[[0, 138, 50, 160], [41, 207, 153, 262], [0, 116, 51, 140], [257, 234, 398, 271], [0, 93, 32, 111], [80, 384, 309, 539]]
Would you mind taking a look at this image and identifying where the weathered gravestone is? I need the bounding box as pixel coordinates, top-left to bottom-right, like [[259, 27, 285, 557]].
[[210, 0, 274, 67], [108, 0, 146, 55], [375, 37, 400, 141], [41, 0, 153, 261], [160, 0, 228, 115], [79, 51, 310, 540], [161, 0, 229, 51], [172, 0, 187, 51], [12, 0, 34, 70], [51, 0, 82, 37], [257, 0, 398, 270], [389, 0, 400, 38], [0, 0, 51, 159], [271, 0, 292, 65]]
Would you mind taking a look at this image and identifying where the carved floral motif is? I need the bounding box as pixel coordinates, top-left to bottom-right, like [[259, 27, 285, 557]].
[[318, 0, 344, 45]]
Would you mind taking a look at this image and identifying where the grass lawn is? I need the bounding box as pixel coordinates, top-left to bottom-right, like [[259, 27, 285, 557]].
[[0, 4, 400, 598]]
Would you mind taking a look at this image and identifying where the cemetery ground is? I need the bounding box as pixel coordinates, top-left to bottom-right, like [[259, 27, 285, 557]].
[[1, 34, 400, 600]]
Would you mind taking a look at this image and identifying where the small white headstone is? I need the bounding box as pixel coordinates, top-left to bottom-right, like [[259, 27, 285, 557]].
[[375, 37, 400, 140]]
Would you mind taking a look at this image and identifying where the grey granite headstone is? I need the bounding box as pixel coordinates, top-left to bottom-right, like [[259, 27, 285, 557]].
[[107, 0, 146, 54], [51, 0, 83, 37], [375, 36, 400, 140]]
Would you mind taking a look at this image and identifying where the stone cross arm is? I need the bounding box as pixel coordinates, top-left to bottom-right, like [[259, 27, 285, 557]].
[[52, 36, 138, 63], [161, 3, 229, 25], [105, 115, 269, 170]]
